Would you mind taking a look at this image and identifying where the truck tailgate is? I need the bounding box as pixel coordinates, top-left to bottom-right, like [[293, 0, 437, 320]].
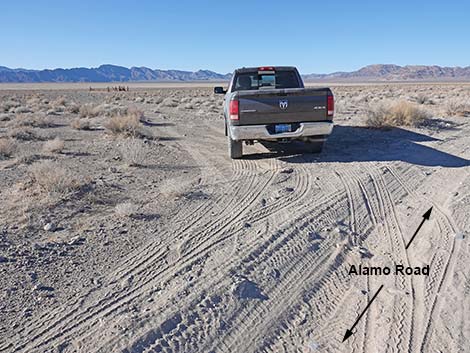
[[236, 88, 331, 125]]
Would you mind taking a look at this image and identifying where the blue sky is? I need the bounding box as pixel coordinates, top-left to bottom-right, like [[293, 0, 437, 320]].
[[1, 0, 469, 74]]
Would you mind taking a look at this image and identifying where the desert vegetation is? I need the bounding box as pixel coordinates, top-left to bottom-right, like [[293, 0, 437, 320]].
[[8, 126, 40, 141], [70, 117, 91, 130], [28, 160, 83, 195], [118, 138, 148, 166], [103, 108, 148, 137], [365, 100, 430, 128], [114, 202, 139, 218], [42, 137, 65, 154], [445, 98, 470, 117], [0, 138, 17, 158], [9, 113, 54, 128], [0, 83, 468, 353]]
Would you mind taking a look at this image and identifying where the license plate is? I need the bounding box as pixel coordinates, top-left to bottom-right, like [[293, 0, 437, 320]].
[[275, 124, 292, 133]]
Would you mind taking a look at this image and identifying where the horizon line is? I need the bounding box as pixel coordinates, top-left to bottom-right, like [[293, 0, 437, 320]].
[[2, 63, 470, 76]]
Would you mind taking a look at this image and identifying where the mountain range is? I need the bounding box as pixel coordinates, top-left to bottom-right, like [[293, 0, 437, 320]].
[[303, 64, 470, 81], [1, 64, 469, 83], [0, 65, 231, 83]]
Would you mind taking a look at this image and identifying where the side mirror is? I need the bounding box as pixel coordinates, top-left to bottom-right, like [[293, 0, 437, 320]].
[[214, 86, 226, 94]]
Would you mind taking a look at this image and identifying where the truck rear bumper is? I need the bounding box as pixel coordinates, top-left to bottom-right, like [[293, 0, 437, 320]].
[[229, 121, 334, 141]]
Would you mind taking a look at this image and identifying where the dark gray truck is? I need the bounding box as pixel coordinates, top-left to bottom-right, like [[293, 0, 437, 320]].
[[214, 66, 334, 159]]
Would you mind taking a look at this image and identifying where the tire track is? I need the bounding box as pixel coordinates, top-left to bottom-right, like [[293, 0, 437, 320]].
[[9, 167, 277, 353], [117, 169, 344, 350], [4, 125, 282, 352], [3, 122, 261, 351], [385, 165, 461, 353], [243, 166, 376, 353], [334, 169, 377, 352], [8, 140, 336, 353], [91, 166, 346, 346], [372, 168, 415, 353]]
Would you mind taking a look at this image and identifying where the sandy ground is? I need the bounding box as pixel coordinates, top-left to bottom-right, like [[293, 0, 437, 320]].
[[0, 83, 469, 353]]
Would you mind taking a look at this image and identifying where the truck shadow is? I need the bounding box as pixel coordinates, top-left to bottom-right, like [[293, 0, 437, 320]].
[[245, 125, 469, 168]]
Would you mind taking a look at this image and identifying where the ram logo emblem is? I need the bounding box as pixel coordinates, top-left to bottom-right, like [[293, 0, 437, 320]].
[[279, 99, 288, 110]]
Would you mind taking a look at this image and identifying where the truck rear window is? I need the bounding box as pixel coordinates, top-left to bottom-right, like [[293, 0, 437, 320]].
[[233, 71, 301, 91]]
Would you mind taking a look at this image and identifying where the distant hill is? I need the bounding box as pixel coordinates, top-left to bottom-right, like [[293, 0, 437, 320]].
[[0, 64, 469, 83], [0, 64, 231, 83], [303, 64, 470, 81]]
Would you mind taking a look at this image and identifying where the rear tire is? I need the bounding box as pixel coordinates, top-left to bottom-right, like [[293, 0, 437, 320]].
[[229, 137, 243, 159], [305, 139, 324, 154]]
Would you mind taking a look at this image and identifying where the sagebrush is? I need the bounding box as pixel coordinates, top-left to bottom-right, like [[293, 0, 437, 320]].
[[366, 100, 429, 128], [42, 138, 65, 154], [0, 138, 17, 158], [29, 161, 83, 195], [104, 108, 148, 137], [119, 138, 148, 166]]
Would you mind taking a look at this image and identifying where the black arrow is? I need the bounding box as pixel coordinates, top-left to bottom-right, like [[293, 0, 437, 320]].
[[405, 207, 433, 250], [342, 285, 384, 343]]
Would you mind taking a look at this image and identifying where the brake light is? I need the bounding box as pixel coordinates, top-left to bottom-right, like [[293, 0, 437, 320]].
[[229, 100, 239, 120], [327, 95, 334, 116], [258, 66, 275, 71]]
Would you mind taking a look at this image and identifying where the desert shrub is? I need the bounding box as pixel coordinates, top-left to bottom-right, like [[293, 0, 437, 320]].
[[29, 161, 83, 195], [415, 93, 434, 105], [15, 150, 40, 165], [70, 118, 91, 130], [12, 114, 34, 127], [104, 108, 147, 137], [127, 106, 144, 120], [191, 98, 203, 105], [26, 95, 43, 107], [0, 113, 12, 121], [161, 97, 178, 107], [51, 96, 68, 107], [11, 113, 54, 128], [201, 101, 214, 108], [119, 138, 148, 166], [445, 98, 470, 117], [42, 138, 65, 154], [79, 103, 102, 118], [0, 138, 17, 159], [366, 100, 429, 128], [159, 177, 193, 199], [104, 114, 140, 136], [34, 114, 55, 127], [1, 100, 20, 112], [79, 103, 129, 118], [333, 97, 344, 114], [46, 108, 61, 115], [14, 106, 33, 114], [114, 202, 139, 218], [67, 103, 80, 114], [8, 127, 39, 141], [101, 104, 129, 117]]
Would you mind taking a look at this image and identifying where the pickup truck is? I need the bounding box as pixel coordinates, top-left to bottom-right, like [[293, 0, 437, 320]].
[[214, 66, 334, 159]]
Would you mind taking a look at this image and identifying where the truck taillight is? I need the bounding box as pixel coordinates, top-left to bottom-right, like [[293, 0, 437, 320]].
[[258, 66, 275, 75], [229, 100, 239, 120], [327, 95, 334, 116]]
